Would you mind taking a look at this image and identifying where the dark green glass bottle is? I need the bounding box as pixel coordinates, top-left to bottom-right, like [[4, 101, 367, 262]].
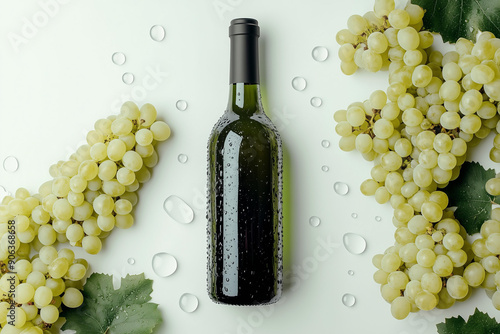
[[207, 18, 283, 305]]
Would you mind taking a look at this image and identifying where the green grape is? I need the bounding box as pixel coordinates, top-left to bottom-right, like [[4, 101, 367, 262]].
[[413, 165, 433, 188], [338, 44, 356, 62], [115, 214, 134, 229], [87, 177, 102, 192], [52, 219, 71, 234], [388, 9, 410, 29], [150, 121, 171, 141], [373, 269, 389, 284], [82, 217, 101, 236], [52, 199, 73, 221], [31, 205, 50, 225], [436, 288, 455, 309], [381, 253, 402, 272], [21, 303, 39, 322], [415, 131, 435, 150], [381, 284, 401, 303], [355, 134, 373, 154], [38, 225, 57, 246], [94, 118, 112, 135], [471, 64, 495, 84], [52, 176, 71, 198], [460, 114, 482, 134], [66, 263, 87, 281], [58, 248, 75, 263], [401, 181, 419, 199], [437, 153, 457, 171], [380, 151, 402, 171], [446, 275, 468, 299], [491, 147, 500, 163], [417, 248, 436, 267], [102, 179, 126, 197], [67, 191, 84, 207], [120, 133, 137, 150], [486, 233, 500, 254], [373, 119, 395, 139], [394, 227, 416, 244], [347, 14, 368, 35], [414, 290, 437, 311], [418, 149, 438, 169], [86, 130, 104, 146], [72, 201, 93, 221], [40, 305, 59, 324], [439, 80, 461, 101], [97, 215, 115, 232], [362, 49, 384, 72], [463, 262, 485, 287], [481, 220, 500, 238], [122, 151, 144, 173], [45, 278, 65, 296], [408, 215, 431, 235], [69, 175, 87, 194], [82, 235, 102, 254], [78, 160, 99, 181], [93, 194, 114, 216], [120, 101, 140, 120], [111, 117, 133, 136], [412, 65, 433, 87], [107, 139, 127, 161], [62, 287, 84, 308], [15, 283, 35, 304], [117, 167, 136, 186], [421, 272, 442, 294], [472, 238, 493, 258], [397, 27, 420, 51], [391, 296, 411, 320], [367, 32, 389, 54], [360, 179, 380, 196], [136, 128, 154, 146], [98, 160, 117, 181], [387, 271, 409, 290], [447, 249, 467, 267], [385, 172, 404, 195], [66, 224, 84, 243], [403, 49, 423, 66], [485, 178, 500, 196], [374, 0, 395, 17], [372, 254, 384, 269], [14, 215, 30, 233], [442, 62, 462, 81], [492, 291, 500, 310], [433, 255, 454, 277], [460, 89, 483, 114], [39, 246, 58, 265], [139, 103, 157, 127], [135, 144, 155, 158], [340, 61, 358, 75], [471, 39, 495, 61], [34, 286, 53, 307]]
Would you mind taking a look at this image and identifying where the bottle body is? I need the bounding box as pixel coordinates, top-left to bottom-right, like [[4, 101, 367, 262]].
[[207, 84, 283, 305]]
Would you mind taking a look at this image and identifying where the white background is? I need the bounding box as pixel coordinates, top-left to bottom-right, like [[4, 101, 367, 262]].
[[0, 0, 499, 333]]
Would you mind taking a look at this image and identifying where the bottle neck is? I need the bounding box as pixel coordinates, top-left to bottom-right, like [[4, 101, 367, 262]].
[[229, 33, 259, 85], [227, 83, 263, 116]]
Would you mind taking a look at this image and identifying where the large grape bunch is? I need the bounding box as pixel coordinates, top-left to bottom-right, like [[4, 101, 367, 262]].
[[0, 102, 170, 332], [335, 0, 500, 320]]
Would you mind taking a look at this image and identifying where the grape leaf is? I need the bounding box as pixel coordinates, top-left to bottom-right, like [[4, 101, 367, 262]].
[[437, 308, 500, 333], [412, 0, 500, 43], [61, 273, 162, 334], [442, 161, 498, 235]]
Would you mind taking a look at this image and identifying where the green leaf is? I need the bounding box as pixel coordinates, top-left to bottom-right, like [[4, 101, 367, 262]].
[[442, 161, 497, 235], [61, 273, 162, 334], [412, 0, 500, 43], [437, 308, 500, 334]]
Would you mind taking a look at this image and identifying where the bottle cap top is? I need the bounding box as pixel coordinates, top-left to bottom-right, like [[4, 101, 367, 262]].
[[229, 18, 260, 37]]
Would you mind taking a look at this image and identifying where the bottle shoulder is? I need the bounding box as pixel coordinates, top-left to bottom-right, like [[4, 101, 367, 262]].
[[210, 111, 280, 138]]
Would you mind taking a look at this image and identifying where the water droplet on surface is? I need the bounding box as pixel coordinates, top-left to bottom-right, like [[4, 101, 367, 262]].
[[163, 195, 194, 224], [343, 233, 367, 255], [321, 140, 330, 148], [179, 293, 199, 313], [321, 165, 329, 172], [111, 52, 126, 66], [312, 46, 329, 62], [351, 213, 358, 219], [333, 182, 349, 195], [176, 100, 188, 111], [309, 216, 321, 227], [152, 252, 178, 277], [127, 258, 135, 265], [311, 97, 323, 108], [348, 270, 355, 276], [342, 293, 356, 307], [178, 154, 188, 164], [122, 72, 134, 85], [3, 156, 19, 173], [375, 216, 382, 222], [150, 25, 166, 42], [291, 77, 307, 91]]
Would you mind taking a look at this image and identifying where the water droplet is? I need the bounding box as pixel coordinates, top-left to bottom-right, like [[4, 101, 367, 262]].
[[311, 97, 323, 108], [375, 216, 382, 222], [176, 100, 188, 111], [122, 72, 134, 85], [348, 270, 355, 276], [152, 252, 178, 277], [163, 195, 194, 224], [291, 77, 307, 91], [333, 182, 349, 195], [178, 154, 188, 164], [150, 25, 166, 42], [351, 213, 358, 219], [342, 293, 356, 307], [111, 52, 126, 66], [3, 156, 19, 173], [309, 216, 321, 227], [179, 293, 199, 313], [321, 165, 329, 172], [321, 140, 330, 148], [127, 258, 135, 265], [312, 46, 329, 62], [343, 233, 367, 255]]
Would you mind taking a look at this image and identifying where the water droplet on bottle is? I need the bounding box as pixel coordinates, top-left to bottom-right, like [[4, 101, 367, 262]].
[[122, 72, 135, 85], [309, 216, 321, 227], [310, 97, 323, 108], [348, 270, 355, 276], [291, 77, 307, 91], [163, 195, 194, 224], [342, 293, 356, 307], [321, 140, 330, 148], [178, 154, 188, 164], [150, 25, 166, 42], [3, 156, 19, 173], [375, 216, 382, 222], [343, 233, 367, 255], [176, 100, 188, 111], [152, 252, 178, 277], [179, 293, 199, 313], [351, 213, 358, 219], [111, 52, 126, 66], [127, 258, 135, 265], [333, 182, 349, 195], [312, 46, 329, 62], [321, 165, 329, 172]]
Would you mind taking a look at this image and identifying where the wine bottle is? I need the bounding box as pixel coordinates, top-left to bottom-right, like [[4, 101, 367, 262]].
[[207, 18, 283, 305]]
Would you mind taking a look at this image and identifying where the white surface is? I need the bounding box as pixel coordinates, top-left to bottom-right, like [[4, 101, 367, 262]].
[[0, 0, 498, 333]]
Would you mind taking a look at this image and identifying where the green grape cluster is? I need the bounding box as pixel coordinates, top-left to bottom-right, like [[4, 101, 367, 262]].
[[335, 0, 500, 320], [0, 188, 88, 333], [34, 102, 170, 254], [336, 0, 432, 74], [0, 101, 170, 331]]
